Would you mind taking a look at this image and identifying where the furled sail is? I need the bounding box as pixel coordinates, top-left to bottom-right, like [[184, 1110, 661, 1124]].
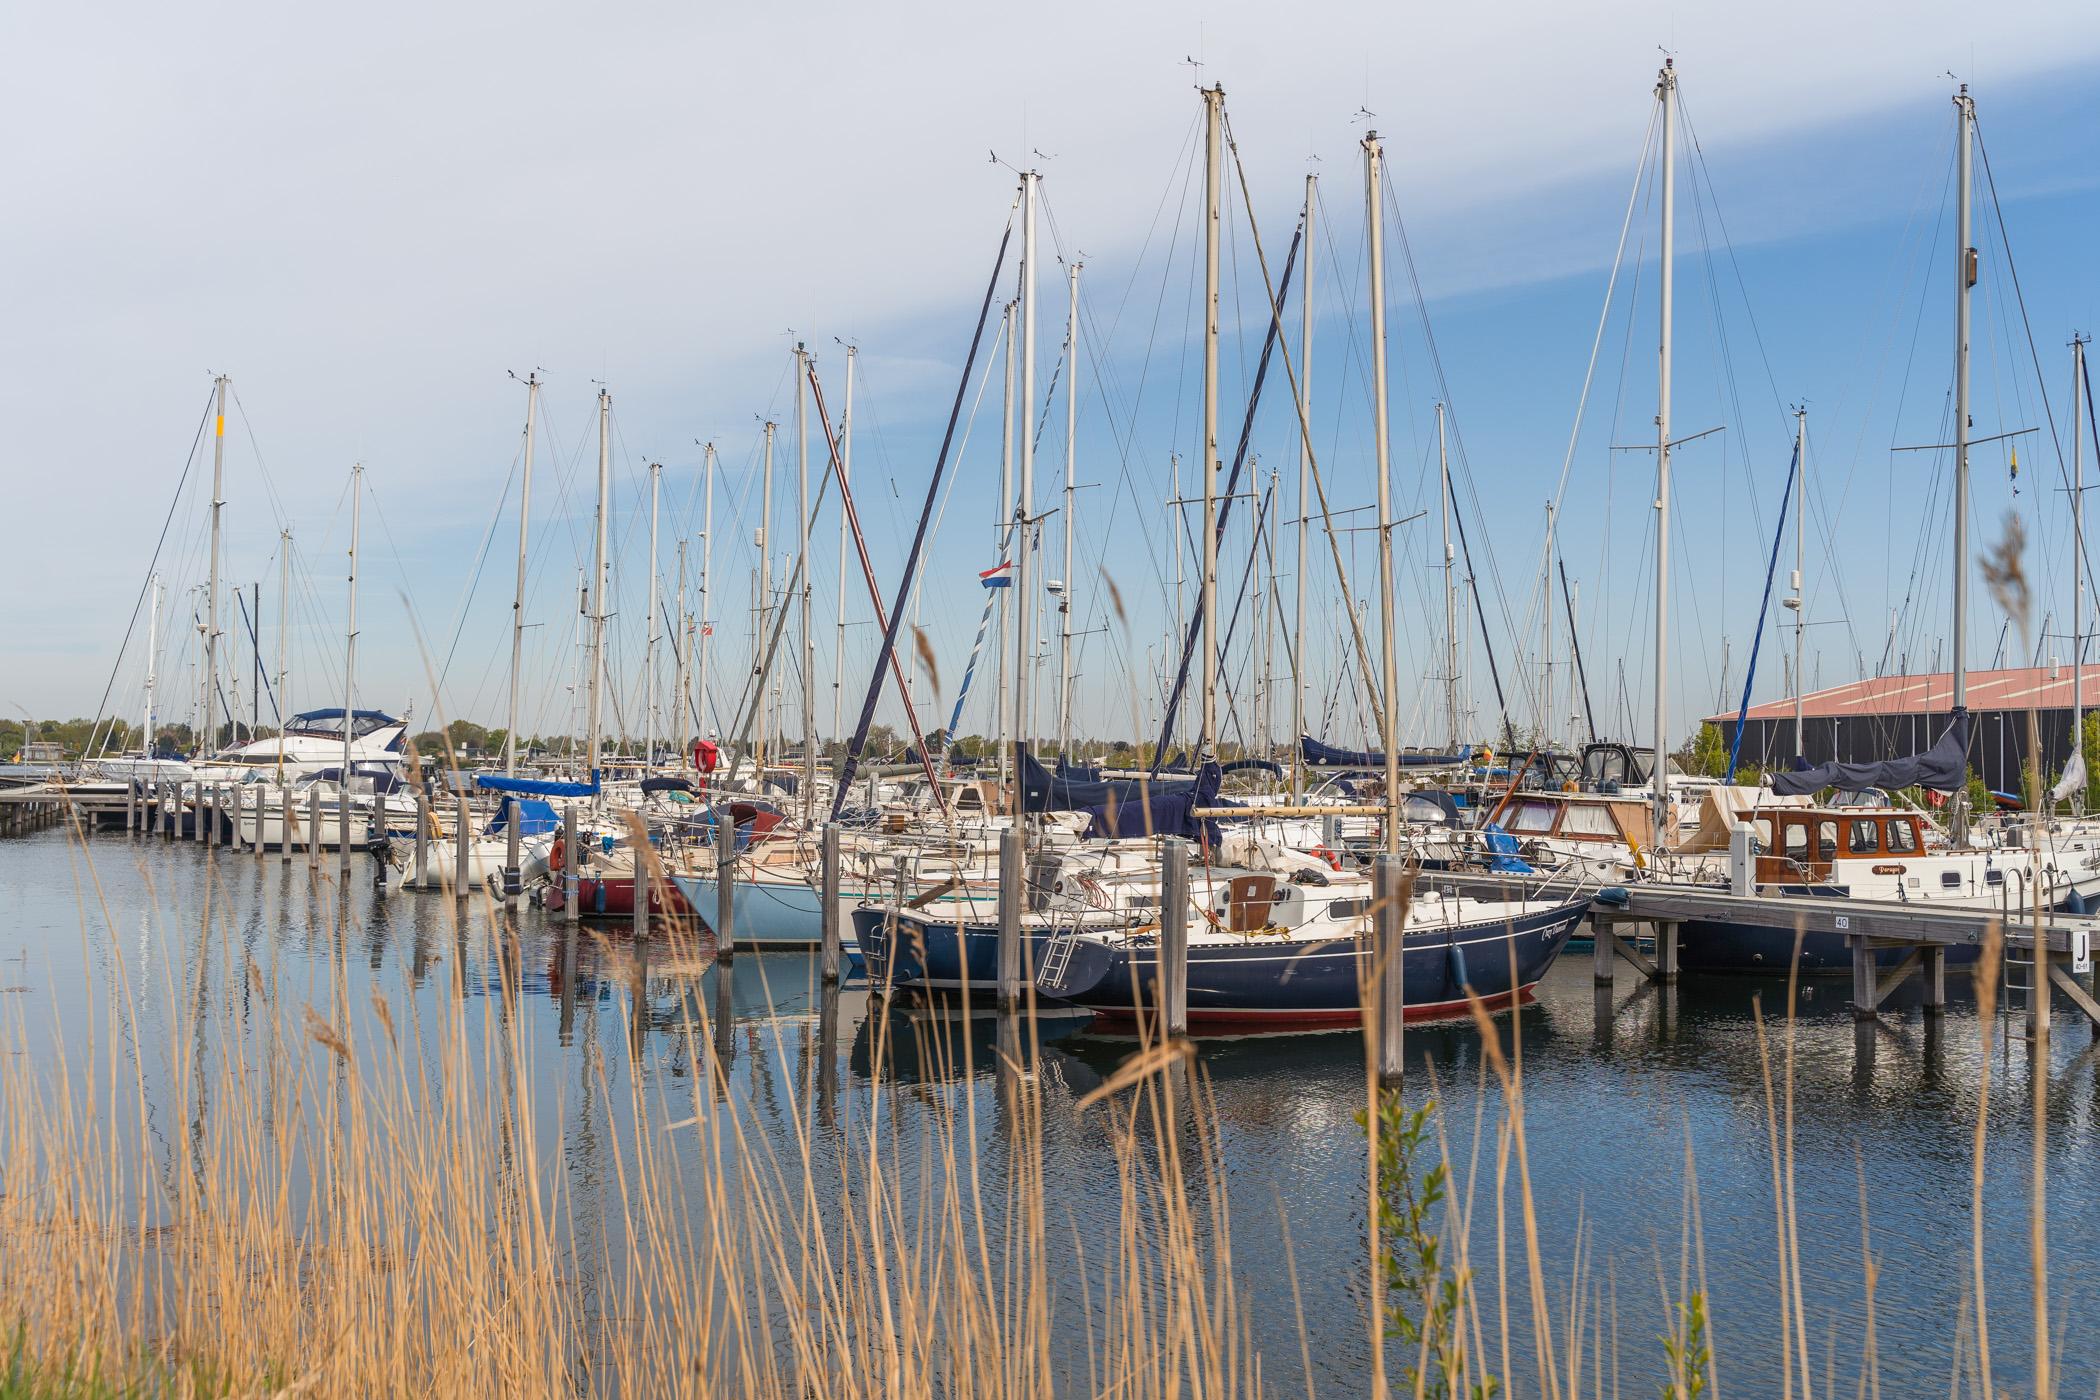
[[1769, 710, 1970, 796]]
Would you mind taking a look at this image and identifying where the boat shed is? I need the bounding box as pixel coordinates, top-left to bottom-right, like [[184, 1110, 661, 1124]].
[[1706, 667, 2090, 796]]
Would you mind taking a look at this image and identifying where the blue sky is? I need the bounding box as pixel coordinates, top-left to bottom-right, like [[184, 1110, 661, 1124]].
[[5, 1, 2099, 756]]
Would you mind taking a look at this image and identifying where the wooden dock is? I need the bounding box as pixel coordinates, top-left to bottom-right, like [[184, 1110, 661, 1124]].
[[1590, 884, 2100, 1039]]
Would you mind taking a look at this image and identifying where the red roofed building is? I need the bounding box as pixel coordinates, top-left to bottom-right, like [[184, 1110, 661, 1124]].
[[1704, 667, 2090, 793]]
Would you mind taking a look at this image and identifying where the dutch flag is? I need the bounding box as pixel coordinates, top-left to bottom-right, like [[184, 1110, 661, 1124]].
[[979, 560, 1013, 589]]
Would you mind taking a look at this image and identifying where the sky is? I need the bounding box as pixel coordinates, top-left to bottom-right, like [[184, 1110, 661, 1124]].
[[5, 0, 2100, 756]]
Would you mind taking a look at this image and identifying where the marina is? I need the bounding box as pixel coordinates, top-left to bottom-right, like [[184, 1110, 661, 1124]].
[[7, 9, 2100, 1396]]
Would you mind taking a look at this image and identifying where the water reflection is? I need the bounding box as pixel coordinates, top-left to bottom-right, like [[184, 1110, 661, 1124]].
[[9, 828, 2100, 1398]]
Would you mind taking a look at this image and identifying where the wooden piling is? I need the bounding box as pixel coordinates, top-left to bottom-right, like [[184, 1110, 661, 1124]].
[[504, 800, 521, 903], [997, 826, 1023, 1011], [1372, 852, 1405, 1086], [819, 823, 842, 985], [1656, 920, 1679, 983], [414, 791, 430, 888], [1920, 944, 1946, 1012], [562, 807, 580, 926], [1159, 835, 1189, 1038], [713, 825, 735, 959], [337, 777, 352, 871], [1850, 935, 1877, 1021], [633, 826, 650, 943], [454, 793, 471, 899], [279, 785, 292, 864], [1592, 915, 1616, 984], [307, 786, 321, 870]]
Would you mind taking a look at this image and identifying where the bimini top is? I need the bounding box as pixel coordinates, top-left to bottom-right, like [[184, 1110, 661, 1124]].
[[284, 709, 405, 744]]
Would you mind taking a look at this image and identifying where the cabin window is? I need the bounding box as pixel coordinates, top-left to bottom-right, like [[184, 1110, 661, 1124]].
[[1753, 817, 1774, 852], [1941, 870, 1962, 888], [1783, 821, 1809, 864], [1887, 821, 1919, 855], [1401, 795, 1450, 826], [1506, 800, 1558, 835], [955, 788, 983, 811], [1327, 897, 1370, 921], [1561, 804, 1619, 838], [1848, 820, 1881, 855], [1817, 821, 1838, 862]]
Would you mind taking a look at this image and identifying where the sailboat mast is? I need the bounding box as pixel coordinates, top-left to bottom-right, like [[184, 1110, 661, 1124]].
[[1651, 60, 1677, 841], [1364, 128, 1402, 852], [144, 575, 160, 756], [506, 372, 539, 777], [2074, 336, 2089, 782], [698, 443, 715, 749], [275, 535, 290, 784], [644, 459, 663, 767], [204, 374, 228, 753], [833, 347, 855, 743], [1014, 170, 1040, 763], [1439, 402, 1458, 749], [1292, 173, 1315, 801], [674, 538, 689, 764], [1951, 84, 1976, 843], [1791, 408, 1807, 760], [796, 345, 816, 807], [996, 299, 1015, 789], [586, 389, 610, 782], [343, 462, 361, 864], [1057, 261, 1081, 761], [756, 419, 775, 770], [1199, 85, 1224, 762]]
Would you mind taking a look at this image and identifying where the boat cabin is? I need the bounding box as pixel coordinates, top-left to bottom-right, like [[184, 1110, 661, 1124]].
[[1490, 790, 1655, 851], [1747, 808, 1924, 884]]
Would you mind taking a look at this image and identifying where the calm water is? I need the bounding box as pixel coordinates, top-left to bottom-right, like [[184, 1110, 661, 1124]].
[[5, 824, 2098, 1395]]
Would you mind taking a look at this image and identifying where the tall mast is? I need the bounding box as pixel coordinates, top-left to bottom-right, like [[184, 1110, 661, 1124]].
[[506, 372, 539, 777], [586, 389, 610, 782], [996, 299, 1016, 789], [204, 374, 228, 753], [796, 345, 816, 807], [1790, 408, 1807, 760], [1199, 85, 1224, 762], [1170, 451, 1184, 742], [2074, 336, 2089, 787], [755, 419, 775, 770], [1541, 502, 1556, 745], [275, 534, 290, 783], [1439, 402, 1458, 749], [673, 538, 689, 765], [1291, 174, 1316, 801], [1013, 172, 1040, 763], [833, 347, 856, 743], [1057, 261, 1082, 761], [1951, 84, 1976, 843], [1650, 59, 1677, 842], [144, 574, 161, 757], [698, 443, 715, 748], [1364, 128, 1402, 852], [644, 459, 663, 767], [343, 463, 361, 807]]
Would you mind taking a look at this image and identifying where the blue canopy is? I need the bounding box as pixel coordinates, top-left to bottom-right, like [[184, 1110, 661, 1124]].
[[476, 772, 598, 798], [1080, 760, 1226, 842], [1016, 745, 1196, 813], [1300, 733, 1472, 769], [489, 798, 561, 837]]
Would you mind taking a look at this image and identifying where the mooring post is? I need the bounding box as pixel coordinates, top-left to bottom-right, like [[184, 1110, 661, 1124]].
[[1657, 920, 1680, 983], [1851, 934, 1877, 1020], [1593, 914, 1616, 984], [1372, 852, 1406, 1086], [503, 799, 521, 903], [414, 790, 430, 888], [1160, 834, 1190, 1038], [1920, 943, 1947, 1013], [190, 782, 203, 844], [819, 822, 842, 985], [561, 806, 580, 926], [454, 792, 471, 898], [633, 827, 650, 943], [208, 784, 222, 848], [125, 781, 136, 834], [997, 825, 1024, 1011], [252, 786, 265, 861], [278, 785, 292, 864], [232, 783, 246, 851], [337, 776, 352, 872], [713, 824, 735, 960], [307, 785, 321, 870]]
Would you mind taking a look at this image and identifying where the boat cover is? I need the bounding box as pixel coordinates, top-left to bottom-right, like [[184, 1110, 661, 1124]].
[[1078, 759, 1226, 842], [477, 772, 598, 797], [1671, 784, 1814, 853], [1016, 745, 1196, 813], [1769, 710, 1971, 797], [488, 798, 561, 838], [1300, 734, 1473, 768]]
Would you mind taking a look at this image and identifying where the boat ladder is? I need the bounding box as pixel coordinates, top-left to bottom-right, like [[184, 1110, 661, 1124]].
[[1038, 932, 1079, 988]]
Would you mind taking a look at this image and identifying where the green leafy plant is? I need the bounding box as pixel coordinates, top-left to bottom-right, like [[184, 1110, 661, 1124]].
[[1661, 1291, 1712, 1398]]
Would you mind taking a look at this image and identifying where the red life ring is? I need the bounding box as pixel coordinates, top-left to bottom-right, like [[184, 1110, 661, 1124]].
[[548, 835, 566, 871]]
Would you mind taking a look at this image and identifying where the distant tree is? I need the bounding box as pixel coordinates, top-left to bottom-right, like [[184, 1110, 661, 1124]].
[[1685, 722, 1730, 780]]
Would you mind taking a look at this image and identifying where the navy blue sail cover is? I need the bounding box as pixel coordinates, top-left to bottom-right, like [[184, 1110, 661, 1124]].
[[1300, 734, 1472, 768], [1079, 759, 1226, 842], [1769, 709, 1971, 796]]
